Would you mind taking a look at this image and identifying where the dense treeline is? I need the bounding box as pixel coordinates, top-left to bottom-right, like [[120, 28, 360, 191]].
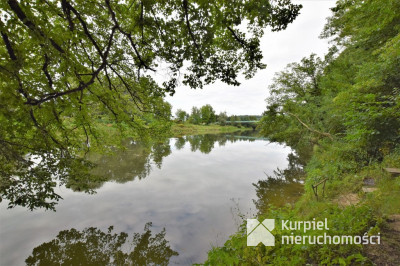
[[175, 105, 261, 125], [259, 0, 400, 178]]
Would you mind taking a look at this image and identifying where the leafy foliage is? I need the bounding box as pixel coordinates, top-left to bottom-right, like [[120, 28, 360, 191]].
[[175, 109, 188, 122], [217, 111, 228, 125], [259, 0, 400, 173], [187, 104, 216, 125], [205, 205, 376, 265], [188, 106, 202, 125], [0, 0, 301, 209], [259, 54, 328, 159], [200, 104, 216, 125]]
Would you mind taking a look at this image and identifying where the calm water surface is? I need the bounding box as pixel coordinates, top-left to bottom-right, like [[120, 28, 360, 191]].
[[0, 132, 303, 265]]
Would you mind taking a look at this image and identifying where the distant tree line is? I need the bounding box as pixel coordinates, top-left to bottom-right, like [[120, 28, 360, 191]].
[[174, 105, 261, 125]]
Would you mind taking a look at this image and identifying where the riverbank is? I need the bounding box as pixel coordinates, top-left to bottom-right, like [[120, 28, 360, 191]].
[[204, 150, 400, 265], [90, 121, 248, 138], [170, 123, 247, 136]]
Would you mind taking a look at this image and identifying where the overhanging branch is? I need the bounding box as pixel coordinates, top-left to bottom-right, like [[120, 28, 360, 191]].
[[8, 0, 65, 53], [286, 112, 333, 140]]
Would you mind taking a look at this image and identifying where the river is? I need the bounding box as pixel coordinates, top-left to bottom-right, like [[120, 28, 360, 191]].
[[0, 132, 303, 265]]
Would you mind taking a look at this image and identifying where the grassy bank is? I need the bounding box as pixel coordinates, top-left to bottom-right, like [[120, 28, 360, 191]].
[[204, 149, 400, 265], [170, 123, 247, 136], [73, 120, 247, 147]]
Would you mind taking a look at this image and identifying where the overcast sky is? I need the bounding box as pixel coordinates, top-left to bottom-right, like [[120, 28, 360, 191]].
[[165, 0, 337, 116]]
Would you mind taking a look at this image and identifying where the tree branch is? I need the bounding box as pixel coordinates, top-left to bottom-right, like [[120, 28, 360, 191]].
[[105, 0, 155, 72], [42, 54, 53, 89], [286, 112, 333, 140], [108, 65, 145, 112], [182, 0, 204, 62], [61, 0, 74, 31], [227, 26, 248, 49], [7, 0, 65, 53], [25, 22, 117, 106], [1, 30, 17, 60], [29, 109, 63, 147], [25, 61, 106, 106], [64, 1, 103, 57]]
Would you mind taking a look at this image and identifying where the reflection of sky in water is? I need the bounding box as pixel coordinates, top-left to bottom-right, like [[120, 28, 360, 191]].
[[0, 136, 291, 265]]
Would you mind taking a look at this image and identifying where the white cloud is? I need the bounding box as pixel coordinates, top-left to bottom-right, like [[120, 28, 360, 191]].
[[166, 0, 336, 116]]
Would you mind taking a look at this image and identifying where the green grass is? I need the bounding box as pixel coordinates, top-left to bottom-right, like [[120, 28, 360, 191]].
[[170, 122, 247, 136]]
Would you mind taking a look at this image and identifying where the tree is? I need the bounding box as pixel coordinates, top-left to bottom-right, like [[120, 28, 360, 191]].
[[188, 107, 201, 125], [200, 104, 216, 124], [258, 53, 330, 158], [320, 0, 400, 158], [0, 0, 301, 209], [229, 115, 238, 126], [217, 111, 228, 125], [259, 0, 400, 180], [175, 109, 188, 122]]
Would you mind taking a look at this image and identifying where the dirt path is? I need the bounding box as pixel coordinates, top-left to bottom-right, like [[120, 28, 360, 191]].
[[334, 193, 360, 207]]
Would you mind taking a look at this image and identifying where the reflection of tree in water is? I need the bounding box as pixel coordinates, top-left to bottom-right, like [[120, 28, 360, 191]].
[[0, 156, 91, 210], [66, 140, 171, 192], [0, 131, 261, 210], [186, 135, 215, 154], [253, 153, 305, 214], [151, 141, 172, 168], [0, 139, 170, 210], [174, 137, 186, 150], [26, 223, 178, 266], [175, 131, 258, 154]]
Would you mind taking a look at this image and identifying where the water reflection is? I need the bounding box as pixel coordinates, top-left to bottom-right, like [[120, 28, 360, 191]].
[[1, 133, 297, 264], [253, 153, 305, 213], [67, 132, 259, 193], [1, 132, 259, 210], [69, 141, 162, 192], [25, 223, 178, 266], [174, 131, 259, 154]]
